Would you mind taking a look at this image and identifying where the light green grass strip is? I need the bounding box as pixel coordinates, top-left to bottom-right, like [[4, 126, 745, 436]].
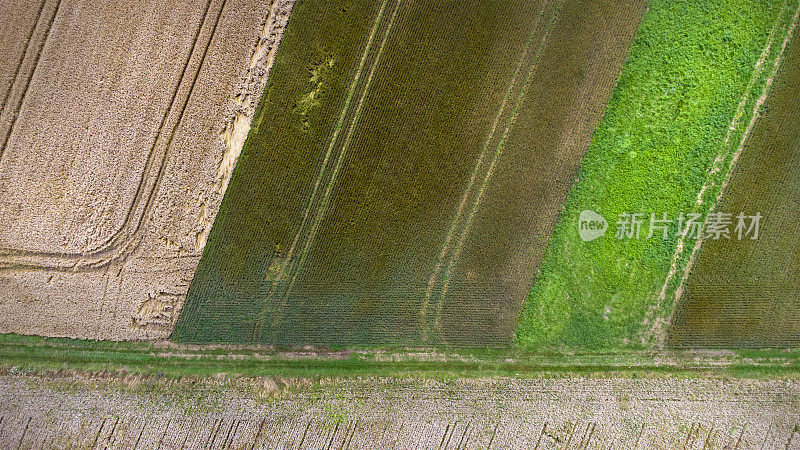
[[516, 0, 790, 350]]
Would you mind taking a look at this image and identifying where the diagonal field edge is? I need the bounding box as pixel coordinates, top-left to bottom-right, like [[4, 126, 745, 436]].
[[647, 0, 800, 347]]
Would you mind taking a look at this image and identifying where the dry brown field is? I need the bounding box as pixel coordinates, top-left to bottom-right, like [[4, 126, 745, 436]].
[[0, 0, 295, 339]]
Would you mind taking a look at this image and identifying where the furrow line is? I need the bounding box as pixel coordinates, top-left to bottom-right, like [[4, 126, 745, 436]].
[[0, 0, 47, 114], [253, 0, 397, 338], [0, 0, 61, 160]]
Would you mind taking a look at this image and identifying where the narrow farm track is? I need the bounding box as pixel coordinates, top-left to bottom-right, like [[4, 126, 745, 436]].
[[0, 0, 296, 340], [668, 1, 800, 348], [0, 0, 60, 161], [673, 0, 800, 298], [0, 0, 47, 115], [283, 0, 405, 295]]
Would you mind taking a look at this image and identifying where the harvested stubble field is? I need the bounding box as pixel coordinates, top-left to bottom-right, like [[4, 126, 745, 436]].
[[175, 0, 647, 346], [670, 26, 800, 348], [517, 0, 800, 350], [1, 369, 800, 448], [0, 0, 295, 339]]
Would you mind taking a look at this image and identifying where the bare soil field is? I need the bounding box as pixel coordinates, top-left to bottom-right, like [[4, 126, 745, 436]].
[[0, 0, 295, 339], [670, 26, 800, 348], [175, 0, 647, 346], [1, 372, 798, 448]]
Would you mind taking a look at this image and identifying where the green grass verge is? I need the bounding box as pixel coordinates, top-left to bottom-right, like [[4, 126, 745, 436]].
[[516, 0, 794, 350], [1, 334, 799, 380]]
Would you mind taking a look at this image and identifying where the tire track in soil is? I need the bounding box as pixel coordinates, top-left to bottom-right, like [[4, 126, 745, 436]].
[[253, 0, 404, 340], [427, 0, 565, 337], [253, 0, 393, 313], [648, 0, 800, 347], [0, 0, 61, 160], [0, 0, 47, 114], [0, 0, 223, 272]]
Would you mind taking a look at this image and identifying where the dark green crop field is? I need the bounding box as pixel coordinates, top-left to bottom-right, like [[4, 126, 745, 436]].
[[516, 0, 799, 350], [670, 28, 800, 348], [174, 0, 646, 346]]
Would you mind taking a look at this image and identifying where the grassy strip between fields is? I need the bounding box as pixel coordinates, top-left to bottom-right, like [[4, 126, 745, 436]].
[[517, 0, 794, 350], [1, 334, 798, 380]]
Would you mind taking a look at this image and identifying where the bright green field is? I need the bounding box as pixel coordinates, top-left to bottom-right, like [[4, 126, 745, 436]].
[[516, 0, 794, 349]]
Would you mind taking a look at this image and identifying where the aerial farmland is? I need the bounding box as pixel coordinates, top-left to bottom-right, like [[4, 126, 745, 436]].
[[174, 0, 647, 346], [0, 0, 296, 340], [1, 0, 799, 447]]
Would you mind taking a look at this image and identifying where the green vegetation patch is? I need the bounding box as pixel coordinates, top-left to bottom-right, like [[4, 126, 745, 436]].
[[517, 0, 794, 350]]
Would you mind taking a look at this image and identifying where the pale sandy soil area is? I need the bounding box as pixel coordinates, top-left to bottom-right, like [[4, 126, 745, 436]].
[[0, 374, 798, 448], [0, 0, 295, 339]]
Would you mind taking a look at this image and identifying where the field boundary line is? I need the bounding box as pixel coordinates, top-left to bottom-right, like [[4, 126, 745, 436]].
[[654, 0, 787, 306], [648, 0, 800, 347], [0, 0, 61, 160], [432, 0, 564, 333], [420, 0, 551, 336], [283, 0, 404, 296], [670, 0, 800, 316], [0, 0, 241, 275], [0, 0, 47, 115]]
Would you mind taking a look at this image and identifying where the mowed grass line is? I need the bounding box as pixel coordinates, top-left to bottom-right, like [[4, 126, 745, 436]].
[[516, 0, 788, 350], [1, 334, 798, 380]]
